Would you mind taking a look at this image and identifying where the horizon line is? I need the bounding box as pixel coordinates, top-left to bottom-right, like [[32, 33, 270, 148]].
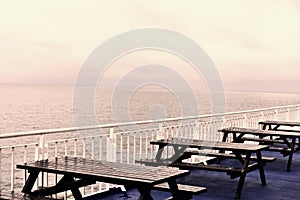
[[1, 82, 300, 95]]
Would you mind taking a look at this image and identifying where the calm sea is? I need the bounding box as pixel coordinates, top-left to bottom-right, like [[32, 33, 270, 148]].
[[1, 85, 300, 134]]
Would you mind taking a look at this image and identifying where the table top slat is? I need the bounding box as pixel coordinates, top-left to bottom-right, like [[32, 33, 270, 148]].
[[220, 127, 300, 137], [17, 157, 189, 185], [259, 120, 300, 126], [150, 138, 268, 151]]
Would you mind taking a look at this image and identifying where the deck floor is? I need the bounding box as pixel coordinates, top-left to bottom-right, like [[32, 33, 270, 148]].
[[88, 151, 300, 200], [2, 151, 298, 200]]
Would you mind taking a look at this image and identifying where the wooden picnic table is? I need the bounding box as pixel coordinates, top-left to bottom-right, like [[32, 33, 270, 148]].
[[219, 127, 300, 172], [259, 120, 300, 132], [137, 138, 269, 199], [16, 157, 196, 200]]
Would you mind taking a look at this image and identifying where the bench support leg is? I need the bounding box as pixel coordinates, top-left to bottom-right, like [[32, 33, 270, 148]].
[[167, 180, 192, 200], [235, 153, 251, 199], [137, 186, 154, 200], [287, 138, 296, 172], [22, 169, 40, 193], [30, 175, 95, 199], [256, 151, 266, 185], [155, 144, 168, 161]]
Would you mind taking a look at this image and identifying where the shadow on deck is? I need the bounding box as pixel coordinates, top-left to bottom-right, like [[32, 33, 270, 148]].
[[89, 151, 300, 200]]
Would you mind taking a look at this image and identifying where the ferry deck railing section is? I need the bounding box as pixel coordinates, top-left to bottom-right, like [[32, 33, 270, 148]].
[[0, 104, 299, 199]]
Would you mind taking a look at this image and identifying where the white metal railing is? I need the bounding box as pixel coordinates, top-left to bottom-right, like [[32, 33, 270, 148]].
[[0, 104, 299, 198]]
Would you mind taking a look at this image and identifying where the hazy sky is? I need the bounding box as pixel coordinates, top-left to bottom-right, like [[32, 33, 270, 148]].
[[1, 0, 300, 92]]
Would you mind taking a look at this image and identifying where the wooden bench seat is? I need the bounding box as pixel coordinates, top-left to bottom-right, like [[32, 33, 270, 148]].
[[137, 158, 241, 172], [136, 158, 172, 166], [240, 137, 286, 144], [137, 158, 260, 179], [183, 150, 276, 163], [153, 183, 207, 196]]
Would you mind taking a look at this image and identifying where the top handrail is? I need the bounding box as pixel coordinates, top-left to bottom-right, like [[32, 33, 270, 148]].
[[1, 104, 299, 139]]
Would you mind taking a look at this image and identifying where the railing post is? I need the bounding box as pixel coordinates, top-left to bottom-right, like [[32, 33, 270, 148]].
[[194, 120, 200, 140], [35, 144, 39, 161], [212, 120, 220, 141], [106, 128, 116, 162], [146, 130, 150, 159], [158, 122, 163, 130], [44, 143, 48, 161], [83, 138, 86, 159], [274, 109, 278, 120], [23, 145, 27, 186], [92, 137, 95, 160], [64, 140, 68, 157], [221, 116, 226, 128], [139, 131, 142, 160], [99, 136, 102, 160], [242, 114, 248, 128], [171, 127, 174, 138], [286, 108, 291, 121], [157, 123, 165, 140], [54, 142, 58, 158], [133, 134, 136, 163], [127, 134, 130, 164], [296, 106, 300, 122], [11, 147, 15, 193], [260, 111, 265, 122], [74, 139, 77, 157], [39, 134, 45, 160]]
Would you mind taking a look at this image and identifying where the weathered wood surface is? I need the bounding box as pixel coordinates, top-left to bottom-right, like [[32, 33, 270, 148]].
[[145, 138, 268, 199], [219, 127, 300, 172], [17, 157, 193, 200], [220, 127, 300, 138], [259, 120, 300, 127], [150, 138, 269, 152]]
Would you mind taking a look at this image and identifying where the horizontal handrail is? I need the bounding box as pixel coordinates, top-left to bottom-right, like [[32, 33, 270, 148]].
[[0, 104, 299, 139], [0, 143, 38, 149]]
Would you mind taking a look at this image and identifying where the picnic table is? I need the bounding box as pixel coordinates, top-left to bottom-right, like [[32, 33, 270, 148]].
[[259, 120, 300, 132], [16, 157, 206, 200], [136, 138, 269, 199], [220, 127, 300, 171]]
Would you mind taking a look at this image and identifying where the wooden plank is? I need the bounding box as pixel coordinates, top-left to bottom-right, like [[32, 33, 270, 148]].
[[268, 146, 290, 152], [259, 120, 300, 133], [136, 159, 172, 166], [137, 158, 261, 179], [153, 183, 207, 195], [17, 157, 189, 186], [183, 150, 276, 162], [170, 162, 243, 174], [151, 138, 269, 152], [17, 157, 194, 200], [219, 127, 300, 137], [259, 120, 300, 127], [138, 159, 243, 174], [240, 137, 286, 144]]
